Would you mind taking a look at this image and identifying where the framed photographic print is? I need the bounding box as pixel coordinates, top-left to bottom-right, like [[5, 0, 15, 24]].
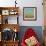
[[2, 10, 9, 15], [9, 10, 17, 15], [23, 7, 37, 21], [9, 10, 15, 15]]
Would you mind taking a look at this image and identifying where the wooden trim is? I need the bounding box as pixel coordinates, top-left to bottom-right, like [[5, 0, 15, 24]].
[[0, 7, 19, 10]]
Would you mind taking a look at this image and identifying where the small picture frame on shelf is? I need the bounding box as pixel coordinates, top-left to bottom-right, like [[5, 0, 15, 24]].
[[10, 11, 15, 15], [9, 10, 18, 15], [2, 10, 9, 15], [23, 7, 37, 21]]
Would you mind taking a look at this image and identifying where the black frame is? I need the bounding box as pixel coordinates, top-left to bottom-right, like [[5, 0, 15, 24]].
[[23, 7, 37, 21]]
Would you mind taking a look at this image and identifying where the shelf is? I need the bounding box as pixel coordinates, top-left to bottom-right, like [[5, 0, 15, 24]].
[[2, 41, 18, 46], [0, 24, 19, 32], [0, 7, 19, 46], [2, 40, 19, 43], [0, 40, 19, 46], [0, 7, 19, 15]]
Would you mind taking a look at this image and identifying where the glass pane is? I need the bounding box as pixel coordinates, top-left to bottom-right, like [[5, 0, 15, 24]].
[[8, 16, 18, 24]]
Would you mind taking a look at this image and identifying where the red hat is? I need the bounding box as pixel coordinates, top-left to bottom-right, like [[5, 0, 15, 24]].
[[24, 28, 36, 40], [22, 28, 37, 45]]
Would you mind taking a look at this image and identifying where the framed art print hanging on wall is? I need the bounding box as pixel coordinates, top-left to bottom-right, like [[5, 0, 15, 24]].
[[23, 7, 37, 21]]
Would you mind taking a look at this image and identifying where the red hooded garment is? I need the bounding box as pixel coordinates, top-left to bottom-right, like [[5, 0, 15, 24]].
[[21, 28, 41, 46]]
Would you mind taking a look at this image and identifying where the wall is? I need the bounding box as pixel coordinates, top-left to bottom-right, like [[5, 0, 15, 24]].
[[0, 0, 44, 26], [18, 0, 44, 26]]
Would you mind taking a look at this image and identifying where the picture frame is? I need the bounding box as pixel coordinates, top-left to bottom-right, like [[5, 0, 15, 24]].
[[9, 10, 17, 15], [23, 7, 37, 21], [2, 10, 9, 15]]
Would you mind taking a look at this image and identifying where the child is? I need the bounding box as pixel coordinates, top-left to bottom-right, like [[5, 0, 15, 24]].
[[21, 28, 41, 46]]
